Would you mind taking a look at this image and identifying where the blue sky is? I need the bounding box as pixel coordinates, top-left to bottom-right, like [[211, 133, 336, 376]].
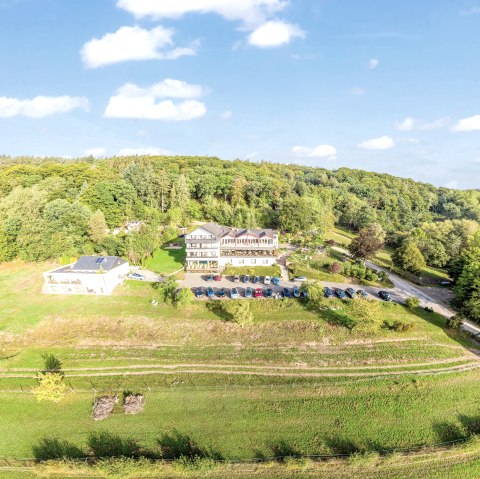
[[1, 0, 480, 189]]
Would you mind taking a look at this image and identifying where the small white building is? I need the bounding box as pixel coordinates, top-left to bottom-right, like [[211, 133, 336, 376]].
[[43, 256, 130, 295], [185, 223, 278, 271]]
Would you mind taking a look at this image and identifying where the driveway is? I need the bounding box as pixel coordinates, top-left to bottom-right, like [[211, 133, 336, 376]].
[[128, 266, 162, 282]]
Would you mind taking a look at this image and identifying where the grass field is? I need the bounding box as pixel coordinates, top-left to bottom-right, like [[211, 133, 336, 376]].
[[144, 239, 185, 275], [0, 261, 478, 477]]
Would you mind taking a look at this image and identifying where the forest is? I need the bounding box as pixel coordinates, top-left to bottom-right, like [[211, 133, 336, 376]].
[[0, 154, 479, 322]]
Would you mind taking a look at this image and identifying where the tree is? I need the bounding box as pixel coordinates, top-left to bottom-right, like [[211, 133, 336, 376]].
[[330, 262, 342, 274], [175, 288, 194, 307], [349, 298, 382, 333], [348, 224, 385, 261], [392, 241, 426, 275], [170, 175, 191, 214], [305, 282, 326, 310], [33, 373, 67, 403], [405, 297, 420, 309], [446, 314, 464, 330], [153, 277, 178, 304], [42, 353, 63, 375], [225, 301, 253, 327], [88, 209, 108, 243]]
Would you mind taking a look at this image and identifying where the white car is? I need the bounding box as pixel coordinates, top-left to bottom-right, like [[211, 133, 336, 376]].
[[128, 272, 145, 281], [294, 276, 307, 282], [264, 276, 271, 285]]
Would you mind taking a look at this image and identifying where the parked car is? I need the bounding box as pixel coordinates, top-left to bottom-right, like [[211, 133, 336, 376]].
[[335, 288, 347, 299], [253, 276, 260, 284], [242, 275, 250, 283], [254, 288, 263, 298], [128, 272, 145, 280], [265, 288, 273, 298], [245, 287, 253, 298], [214, 275, 222, 282], [346, 287, 357, 298], [300, 290, 308, 298], [206, 274, 214, 282], [206, 287, 214, 298], [378, 290, 392, 301], [294, 276, 307, 282], [357, 289, 368, 299], [217, 288, 226, 298], [195, 288, 204, 298], [293, 287, 300, 298], [324, 287, 334, 298], [233, 275, 240, 283], [272, 277, 280, 286], [264, 276, 271, 285], [230, 287, 240, 299], [283, 287, 291, 298]]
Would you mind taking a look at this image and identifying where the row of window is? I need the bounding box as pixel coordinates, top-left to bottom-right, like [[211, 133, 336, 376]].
[[221, 238, 275, 245]]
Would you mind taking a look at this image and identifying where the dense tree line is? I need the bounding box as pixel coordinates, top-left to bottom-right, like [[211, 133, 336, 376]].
[[1, 154, 480, 318]]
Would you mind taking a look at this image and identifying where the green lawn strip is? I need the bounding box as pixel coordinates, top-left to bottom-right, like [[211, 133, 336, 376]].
[[144, 241, 186, 275], [223, 265, 282, 277], [1, 370, 480, 459]]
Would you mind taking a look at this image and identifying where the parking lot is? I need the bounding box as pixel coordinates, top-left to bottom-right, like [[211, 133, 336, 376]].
[[180, 272, 387, 301]]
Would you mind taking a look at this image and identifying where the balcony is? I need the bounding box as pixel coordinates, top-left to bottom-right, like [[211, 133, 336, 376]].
[[186, 252, 220, 259], [220, 249, 277, 257]]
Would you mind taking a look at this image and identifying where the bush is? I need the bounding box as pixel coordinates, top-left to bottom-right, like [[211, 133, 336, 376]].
[[223, 301, 254, 327], [174, 288, 194, 307], [330, 262, 341, 274], [349, 299, 382, 333], [446, 314, 464, 330], [405, 297, 420, 309], [41, 353, 63, 375], [33, 373, 67, 404]]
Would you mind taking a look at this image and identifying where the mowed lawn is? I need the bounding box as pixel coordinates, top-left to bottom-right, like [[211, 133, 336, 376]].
[[2, 371, 480, 459], [144, 240, 185, 275]]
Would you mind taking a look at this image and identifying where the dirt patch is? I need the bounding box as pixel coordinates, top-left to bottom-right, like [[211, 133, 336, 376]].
[[123, 394, 145, 415], [92, 395, 118, 421]]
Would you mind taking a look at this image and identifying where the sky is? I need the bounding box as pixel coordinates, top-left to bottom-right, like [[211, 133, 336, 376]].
[[0, 0, 480, 189]]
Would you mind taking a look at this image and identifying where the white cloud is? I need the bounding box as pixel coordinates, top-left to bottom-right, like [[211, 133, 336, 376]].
[[81, 25, 197, 68], [245, 151, 258, 160], [104, 80, 207, 121], [0, 95, 89, 118], [84, 148, 106, 157], [248, 20, 305, 48], [395, 116, 449, 131], [452, 115, 480, 132], [221, 110, 233, 120], [292, 144, 337, 159], [368, 58, 380, 69], [118, 147, 171, 156], [445, 180, 459, 189], [116, 0, 288, 25], [357, 136, 395, 151], [395, 117, 414, 131]]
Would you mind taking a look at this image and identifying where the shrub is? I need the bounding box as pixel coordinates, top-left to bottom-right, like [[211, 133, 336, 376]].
[[349, 299, 382, 333], [405, 297, 420, 309], [33, 373, 67, 404], [223, 301, 253, 327], [330, 262, 341, 274], [446, 314, 464, 330], [174, 288, 194, 307], [41, 353, 63, 375]]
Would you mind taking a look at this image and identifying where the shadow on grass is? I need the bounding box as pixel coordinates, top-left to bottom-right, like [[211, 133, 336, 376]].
[[157, 429, 223, 460], [88, 431, 142, 459], [32, 438, 85, 461], [268, 440, 301, 462], [205, 301, 232, 321]]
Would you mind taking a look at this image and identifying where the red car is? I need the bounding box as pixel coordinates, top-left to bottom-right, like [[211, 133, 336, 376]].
[[214, 275, 222, 281], [254, 288, 263, 298]]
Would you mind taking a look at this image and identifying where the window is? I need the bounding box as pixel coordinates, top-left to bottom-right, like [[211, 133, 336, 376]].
[[263, 260, 269, 265], [239, 259, 244, 265], [251, 259, 256, 265]]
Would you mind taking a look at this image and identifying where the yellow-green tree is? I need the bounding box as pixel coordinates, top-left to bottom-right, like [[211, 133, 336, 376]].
[[33, 373, 67, 403]]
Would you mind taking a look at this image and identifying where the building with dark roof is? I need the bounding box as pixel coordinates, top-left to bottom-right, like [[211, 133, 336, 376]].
[[43, 256, 130, 295], [185, 223, 278, 271]]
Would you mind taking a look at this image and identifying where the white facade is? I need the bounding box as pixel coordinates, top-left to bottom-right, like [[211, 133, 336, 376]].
[[185, 223, 278, 271], [43, 256, 130, 295]]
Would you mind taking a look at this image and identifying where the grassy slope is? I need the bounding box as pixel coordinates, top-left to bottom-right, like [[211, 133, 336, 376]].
[[144, 238, 186, 275]]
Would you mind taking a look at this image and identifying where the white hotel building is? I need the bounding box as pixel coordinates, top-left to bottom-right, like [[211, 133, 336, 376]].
[[185, 223, 279, 271]]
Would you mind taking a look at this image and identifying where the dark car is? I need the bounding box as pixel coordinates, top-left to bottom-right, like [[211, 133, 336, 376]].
[[335, 288, 347, 299], [214, 275, 222, 282], [195, 288, 204, 298], [253, 276, 260, 284], [357, 289, 368, 299], [254, 288, 263, 298], [206, 287, 214, 298], [272, 277, 280, 286], [233, 275, 240, 283], [206, 274, 214, 282], [217, 288, 226, 298], [230, 287, 240, 299], [301, 290, 308, 298], [245, 287, 253, 298], [265, 288, 273, 298], [324, 287, 334, 298], [378, 290, 392, 301], [293, 287, 300, 298], [346, 287, 357, 298], [283, 287, 291, 298], [242, 275, 250, 283]]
